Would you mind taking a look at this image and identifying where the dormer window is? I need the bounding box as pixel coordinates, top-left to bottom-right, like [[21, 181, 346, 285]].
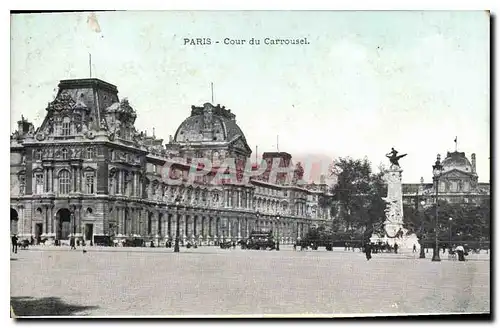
[[61, 117, 71, 136]]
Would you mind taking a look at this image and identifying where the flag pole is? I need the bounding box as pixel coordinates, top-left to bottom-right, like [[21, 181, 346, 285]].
[[211, 82, 214, 103]]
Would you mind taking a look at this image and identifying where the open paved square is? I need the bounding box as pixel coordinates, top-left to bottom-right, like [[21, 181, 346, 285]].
[[10, 246, 490, 317]]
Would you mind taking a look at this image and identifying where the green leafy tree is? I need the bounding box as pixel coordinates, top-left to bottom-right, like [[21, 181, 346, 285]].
[[328, 157, 388, 239]]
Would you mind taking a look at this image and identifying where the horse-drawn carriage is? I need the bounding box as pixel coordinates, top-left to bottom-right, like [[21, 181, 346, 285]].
[[18, 239, 30, 250], [219, 240, 233, 249], [246, 230, 276, 250]]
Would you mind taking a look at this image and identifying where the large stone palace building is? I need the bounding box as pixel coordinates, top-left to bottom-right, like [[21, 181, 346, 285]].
[[10, 78, 333, 245], [402, 151, 490, 207]]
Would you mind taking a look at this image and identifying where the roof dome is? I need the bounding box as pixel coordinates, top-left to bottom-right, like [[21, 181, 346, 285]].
[[173, 103, 248, 144], [441, 151, 473, 173]]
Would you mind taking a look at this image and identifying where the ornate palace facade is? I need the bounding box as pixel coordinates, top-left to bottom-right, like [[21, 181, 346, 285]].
[[402, 151, 490, 207], [10, 78, 332, 245]]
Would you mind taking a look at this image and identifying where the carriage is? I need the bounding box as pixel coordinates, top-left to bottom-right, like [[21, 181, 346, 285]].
[[219, 240, 233, 249], [246, 230, 276, 250]]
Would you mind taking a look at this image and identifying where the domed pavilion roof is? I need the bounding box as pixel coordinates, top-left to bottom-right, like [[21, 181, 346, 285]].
[[441, 151, 473, 174], [173, 103, 248, 144]]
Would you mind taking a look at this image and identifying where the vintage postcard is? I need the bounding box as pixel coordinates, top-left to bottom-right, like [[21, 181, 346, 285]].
[[9, 10, 490, 318]]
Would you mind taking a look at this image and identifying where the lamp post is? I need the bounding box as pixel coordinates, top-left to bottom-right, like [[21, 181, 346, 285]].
[[174, 197, 181, 253], [276, 214, 280, 251], [449, 217, 453, 249], [256, 211, 260, 231], [419, 200, 426, 259], [432, 154, 443, 262]]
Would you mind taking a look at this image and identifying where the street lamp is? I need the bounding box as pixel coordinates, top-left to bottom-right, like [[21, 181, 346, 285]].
[[174, 196, 181, 253], [419, 200, 426, 259], [449, 217, 453, 249], [276, 214, 280, 251], [432, 154, 443, 262], [256, 211, 260, 231]]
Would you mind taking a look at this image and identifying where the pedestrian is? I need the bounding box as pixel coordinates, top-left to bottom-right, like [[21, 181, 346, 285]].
[[365, 242, 372, 261], [30, 235, 34, 246], [456, 245, 466, 261], [413, 244, 417, 253], [293, 243, 296, 251], [11, 234, 18, 254], [70, 236, 76, 250], [394, 243, 399, 254]]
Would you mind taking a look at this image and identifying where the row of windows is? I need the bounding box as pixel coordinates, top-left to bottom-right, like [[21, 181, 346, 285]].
[[255, 186, 286, 197], [34, 147, 97, 161], [32, 170, 95, 195]]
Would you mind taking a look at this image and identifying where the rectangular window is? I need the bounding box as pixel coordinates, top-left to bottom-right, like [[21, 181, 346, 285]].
[[85, 174, 95, 194], [62, 122, 70, 136], [35, 173, 44, 194]]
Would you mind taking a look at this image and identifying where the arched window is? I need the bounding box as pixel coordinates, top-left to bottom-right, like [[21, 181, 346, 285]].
[[58, 169, 71, 194], [61, 148, 68, 160], [62, 117, 71, 136]]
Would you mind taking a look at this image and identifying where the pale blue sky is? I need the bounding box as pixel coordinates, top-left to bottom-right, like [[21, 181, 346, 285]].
[[10, 11, 490, 183]]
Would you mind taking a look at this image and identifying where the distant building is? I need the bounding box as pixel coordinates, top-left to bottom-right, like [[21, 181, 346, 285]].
[[402, 151, 490, 208], [10, 78, 333, 245]]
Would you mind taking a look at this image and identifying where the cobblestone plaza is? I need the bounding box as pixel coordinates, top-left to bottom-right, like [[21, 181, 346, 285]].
[[10, 247, 490, 317]]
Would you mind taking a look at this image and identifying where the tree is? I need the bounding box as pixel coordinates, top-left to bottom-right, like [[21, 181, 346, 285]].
[[329, 157, 388, 239]]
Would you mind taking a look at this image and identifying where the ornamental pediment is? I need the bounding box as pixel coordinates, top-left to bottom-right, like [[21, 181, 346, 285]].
[[442, 169, 470, 179], [47, 93, 76, 112]]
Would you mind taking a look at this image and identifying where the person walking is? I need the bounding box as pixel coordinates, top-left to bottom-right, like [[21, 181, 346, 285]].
[[413, 244, 417, 253], [394, 242, 399, 254], [70, 236, 76, 250], [456, 245, 466, 261], [365, 242, 372, 261], [11, 234, 18, 254]]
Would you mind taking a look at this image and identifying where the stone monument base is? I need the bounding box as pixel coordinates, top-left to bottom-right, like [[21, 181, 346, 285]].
[[370, 229, 419, 249]]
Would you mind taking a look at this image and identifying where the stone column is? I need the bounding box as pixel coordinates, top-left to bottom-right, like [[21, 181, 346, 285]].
[[193, 215, 198, 239], [180, 213, 186, 240], [171, 211, 178, 240], [237, 218, 241, 239], [78, 206, 83, 238], [48, 205, 54, 235], [76, 167, 81, 192], [121, 207, 126, 235], [132, 172, 137, 197], [118, 170, 122, 195]]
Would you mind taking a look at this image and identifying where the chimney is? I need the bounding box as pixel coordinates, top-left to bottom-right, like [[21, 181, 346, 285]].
[[471, 153, 476, 173]]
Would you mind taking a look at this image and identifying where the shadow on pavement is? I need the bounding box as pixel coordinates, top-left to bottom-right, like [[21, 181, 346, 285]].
[[11, 296, 98, 317]]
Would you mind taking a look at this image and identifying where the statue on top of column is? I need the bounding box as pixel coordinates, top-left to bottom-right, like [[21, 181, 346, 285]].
[[386, 147, 407, 168]]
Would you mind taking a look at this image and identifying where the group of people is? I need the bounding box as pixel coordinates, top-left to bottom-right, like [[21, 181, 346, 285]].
[[11, 234, 36, 253], [364, 242, 399, 260]]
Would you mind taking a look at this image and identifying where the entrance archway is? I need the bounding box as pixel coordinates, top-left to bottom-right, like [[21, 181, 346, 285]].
[[56, 208, 72, 240], [10, 208, 19, 235]]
